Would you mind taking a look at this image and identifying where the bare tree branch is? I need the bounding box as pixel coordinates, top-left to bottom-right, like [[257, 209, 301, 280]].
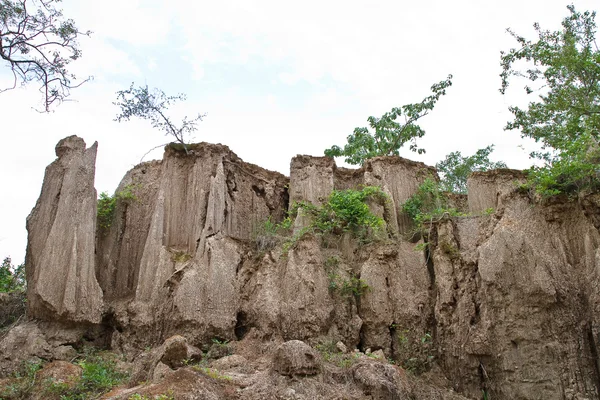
[[0, 0, 91, 111]]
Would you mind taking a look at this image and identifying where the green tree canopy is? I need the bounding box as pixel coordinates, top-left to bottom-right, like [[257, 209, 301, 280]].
[[501, 5, 600, 195], [0, 256, 25, 292], [324, 75, 453, 165], [0, 0, 90, 111], [436, 145, 507, 194]]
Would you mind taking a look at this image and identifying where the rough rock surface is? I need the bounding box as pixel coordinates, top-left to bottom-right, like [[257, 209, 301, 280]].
[[11, 137, 600, 399], [0, 292, 25, 328], [26, 135, 103, 323], [272, 340, 321, 376]]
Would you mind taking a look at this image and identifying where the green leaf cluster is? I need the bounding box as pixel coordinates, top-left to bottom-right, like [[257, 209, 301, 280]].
[[97, 184, 139, 230], [324, 75, 453, 165], [45, 348, 128, 400], [0, 256, 25, 293], [501, 5, 600, 196], [436, 145, 507, 194], [402, 178, 464, 227], [293, 186, 388, 240], [0, 359, 43, 399]]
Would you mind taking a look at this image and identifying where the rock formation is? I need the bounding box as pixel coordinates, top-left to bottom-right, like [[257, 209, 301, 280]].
[[4, 136, 600, 399], [25, 135, 103, 323]]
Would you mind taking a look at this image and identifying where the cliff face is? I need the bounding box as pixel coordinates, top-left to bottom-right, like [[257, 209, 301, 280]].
[[15, 137, 600, 399]]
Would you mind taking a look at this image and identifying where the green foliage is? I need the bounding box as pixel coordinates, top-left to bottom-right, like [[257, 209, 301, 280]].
[[324, 75, 453, 165], [45, 348, 128, 400], [191, 366, 232, 382], [114, 84, 206, 152], [339, 276, 371, 298], [294, 186, 388, 240], [393, 327, 434, 374], [170, 250, 192, 263], [0, 358, 43, 399], [254, 215, 293, 252], [0, 0, 91, 111], [97, 191, 116, 230], [258, 187, 388, 254], [0, 256, 25, 293], [435, 145, 507, 194], [97, 184, 139, 230], [500, 5, 600, 196], [403, 178, 464, 228], [315, 340, 359, 368]]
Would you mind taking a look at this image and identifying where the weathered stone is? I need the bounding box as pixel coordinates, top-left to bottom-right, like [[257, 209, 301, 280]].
[[152, 361, 173, 382], [358, 242, 431, 354], [273, 340, 321, 376], [0, 322, 52, 377], [26, 135, 103, 323], [15, 137, 600, 400], [0, 292, 25, 328], [336, 341, 348, 354], [371, 349, 385, 360], [353, 360, 410, 400], [210, 354, 248, 371], [159, 335, 202, 369], [32, 361, 81, 400], [466, 168, 526, 213]]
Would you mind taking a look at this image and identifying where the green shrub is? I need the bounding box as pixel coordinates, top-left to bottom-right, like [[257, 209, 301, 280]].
[[403, 178, 464, 228], [315, 340, 359, 368], [393, 327, 434, 374], [286, 186, 388, 250], [46, 348, 128, 400], [0, 257, 25, 293], [97, 191, 117, 230], [254, 216, 293, 252], [0, 359, 44, 399], [97, 184, 139, 230]]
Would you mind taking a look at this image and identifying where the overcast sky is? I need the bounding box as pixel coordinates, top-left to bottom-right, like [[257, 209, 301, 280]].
[[1, 0, 598, 264]]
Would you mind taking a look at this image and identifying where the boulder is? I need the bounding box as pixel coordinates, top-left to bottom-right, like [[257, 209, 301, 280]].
[[353, 360, 410, 400], [272, 340, 321, 377]]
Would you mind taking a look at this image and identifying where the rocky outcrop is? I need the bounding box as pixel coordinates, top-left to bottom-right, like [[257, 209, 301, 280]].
[[432, 185, 600, 399], [25, 136, 103, 323], [289, 155, 436, 234], [13, 137, 600, 399], [466, 169, 526, 213]]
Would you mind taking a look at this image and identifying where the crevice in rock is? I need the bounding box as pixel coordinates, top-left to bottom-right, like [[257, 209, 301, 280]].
[[226, 168, 238, 199], [251, 184, 265, 198], [389, 323, 397, 360], [358, 323, 366, 353], [587, 324, 600, 396], [470, 301, 481, 326], [478, 360, 490, 399], [425, 245, 435, 288], [282, 185, 290, 213], [234, 311, 250, 340]]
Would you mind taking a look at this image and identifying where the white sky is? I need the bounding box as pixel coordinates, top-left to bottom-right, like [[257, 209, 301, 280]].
[[1, 0, 598, 264]]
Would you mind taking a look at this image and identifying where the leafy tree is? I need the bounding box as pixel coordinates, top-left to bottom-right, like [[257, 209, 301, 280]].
[[436, 145, 507, 194], [500, 5, 600, 196], [0, 256, 25, 292], [0, 0, 91, 111], [114, 83, 206, 153], [324, 75, 453, 165]]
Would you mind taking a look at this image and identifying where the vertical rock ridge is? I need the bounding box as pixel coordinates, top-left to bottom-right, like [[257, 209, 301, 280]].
[[26, 136, 103, 323]]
